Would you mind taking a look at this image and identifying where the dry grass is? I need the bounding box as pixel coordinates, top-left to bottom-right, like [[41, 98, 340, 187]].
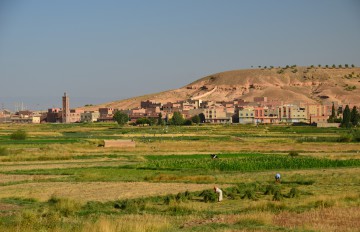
[[0, 160, 130, 171], [0, 182, 218, 202], [181, 211, 274, 229], [81, 214, 172, 232], [0, 174, 61, 184], [274, 207, 360, 232]]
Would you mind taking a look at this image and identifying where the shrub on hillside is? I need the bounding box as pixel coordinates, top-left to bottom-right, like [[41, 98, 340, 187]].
[[10, 130, 27, 140]]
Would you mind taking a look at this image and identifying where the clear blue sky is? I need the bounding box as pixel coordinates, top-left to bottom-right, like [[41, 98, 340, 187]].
[[1, 0, 359, 110]]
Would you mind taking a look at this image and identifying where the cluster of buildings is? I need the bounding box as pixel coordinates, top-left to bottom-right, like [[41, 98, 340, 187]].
[[0, 93, 356, 125]]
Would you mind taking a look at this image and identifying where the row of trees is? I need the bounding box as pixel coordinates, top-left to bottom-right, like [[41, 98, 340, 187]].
[[328, 104, 359, 128], [113, 111, 206, 126]]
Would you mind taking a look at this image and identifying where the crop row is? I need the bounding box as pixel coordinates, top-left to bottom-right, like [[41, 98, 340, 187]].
[[143, 155, 360, 171]]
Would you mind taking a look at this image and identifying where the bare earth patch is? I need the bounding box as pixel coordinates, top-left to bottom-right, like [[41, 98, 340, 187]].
[[0, 182, 218, 202]]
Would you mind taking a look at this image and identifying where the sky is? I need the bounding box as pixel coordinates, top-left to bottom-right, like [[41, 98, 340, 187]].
[[0, 0, 360, 111]]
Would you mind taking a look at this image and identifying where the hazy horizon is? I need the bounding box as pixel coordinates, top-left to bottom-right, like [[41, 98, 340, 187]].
[[1, 0, 360, 110]]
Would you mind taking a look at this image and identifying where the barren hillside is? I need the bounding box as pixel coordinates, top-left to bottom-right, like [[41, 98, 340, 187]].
[[81, 66, 360, 110]]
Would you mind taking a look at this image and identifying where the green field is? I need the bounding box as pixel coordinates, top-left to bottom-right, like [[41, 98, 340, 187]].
[[0, 123, 359, 231]]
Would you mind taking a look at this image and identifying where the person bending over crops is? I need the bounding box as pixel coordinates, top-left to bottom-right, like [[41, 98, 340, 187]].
[[275, 173, 281, 183], [214, 186, 223, 202]]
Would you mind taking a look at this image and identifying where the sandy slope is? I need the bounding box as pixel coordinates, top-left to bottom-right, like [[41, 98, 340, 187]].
[[80, 67, 360, 110]]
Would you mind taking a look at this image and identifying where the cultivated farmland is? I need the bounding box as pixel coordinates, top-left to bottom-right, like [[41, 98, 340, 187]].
[[0, 123, 359, 231]]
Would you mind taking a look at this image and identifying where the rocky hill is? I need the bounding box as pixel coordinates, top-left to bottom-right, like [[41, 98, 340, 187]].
[[81, 66, 360, 110]]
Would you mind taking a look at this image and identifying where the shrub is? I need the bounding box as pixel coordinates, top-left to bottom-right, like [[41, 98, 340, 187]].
[[338, 134, 353, 142], [10, 130, 27, 140], [183, 119, 192, 125], [0, 147, 9, 156], [288, 151, 299, 157], [352, 130, 360, 142]]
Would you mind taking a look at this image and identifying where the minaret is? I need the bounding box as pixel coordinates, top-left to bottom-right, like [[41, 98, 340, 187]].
[[62, 92, 70, 123]]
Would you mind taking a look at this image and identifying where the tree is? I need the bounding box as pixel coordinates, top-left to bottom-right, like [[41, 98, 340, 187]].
[[318, 64, 321, 67], [170, 112, 184, 125], [157, 113, 164, 126], [351, 106, 359, 126], [341, 105, 351, 128], [191, 115, 200, 124], [149, 117, 157, 126], [351, 64, 355, 68], [332, 64, 336, 68], [338, 64, 342, 68], [325, 65, 329, 68], [328, 103, 336, 123], [183, 119, 192, 125], [199, 113, 206, 123], [136, 117, 150, 126], [345, 64, 349, 68], [113, 111, 129, 126]]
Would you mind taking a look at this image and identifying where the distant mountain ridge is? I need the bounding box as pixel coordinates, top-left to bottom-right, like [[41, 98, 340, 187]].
[[81, 66, 360, 110]]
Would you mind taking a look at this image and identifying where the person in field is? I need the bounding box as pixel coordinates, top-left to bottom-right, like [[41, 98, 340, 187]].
[[275, 173, 281, 183], [214, 186, 223, 202]]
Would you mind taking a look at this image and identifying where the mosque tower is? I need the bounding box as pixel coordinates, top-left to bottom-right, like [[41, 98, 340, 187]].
[[62, 92, 70, 123]]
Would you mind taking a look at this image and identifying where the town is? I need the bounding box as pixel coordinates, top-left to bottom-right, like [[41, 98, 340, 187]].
[[1, 92, 357, 127]]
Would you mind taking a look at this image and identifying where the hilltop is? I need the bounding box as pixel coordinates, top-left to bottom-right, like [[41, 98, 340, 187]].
[[81, 66, 360, 110]]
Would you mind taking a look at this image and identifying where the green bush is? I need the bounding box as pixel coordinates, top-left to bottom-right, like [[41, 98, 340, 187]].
[[338, 134, 353, 142], [0, 147, 9, 156], [288, 151, 299, 157], [10, 130, 27, 140]]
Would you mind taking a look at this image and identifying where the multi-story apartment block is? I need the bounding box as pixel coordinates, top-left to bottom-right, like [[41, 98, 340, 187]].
[[238, 107, 255, 124], [307, 104, 332, 123], [278, 105, 307, 123], [254, 106, 279, 124]]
